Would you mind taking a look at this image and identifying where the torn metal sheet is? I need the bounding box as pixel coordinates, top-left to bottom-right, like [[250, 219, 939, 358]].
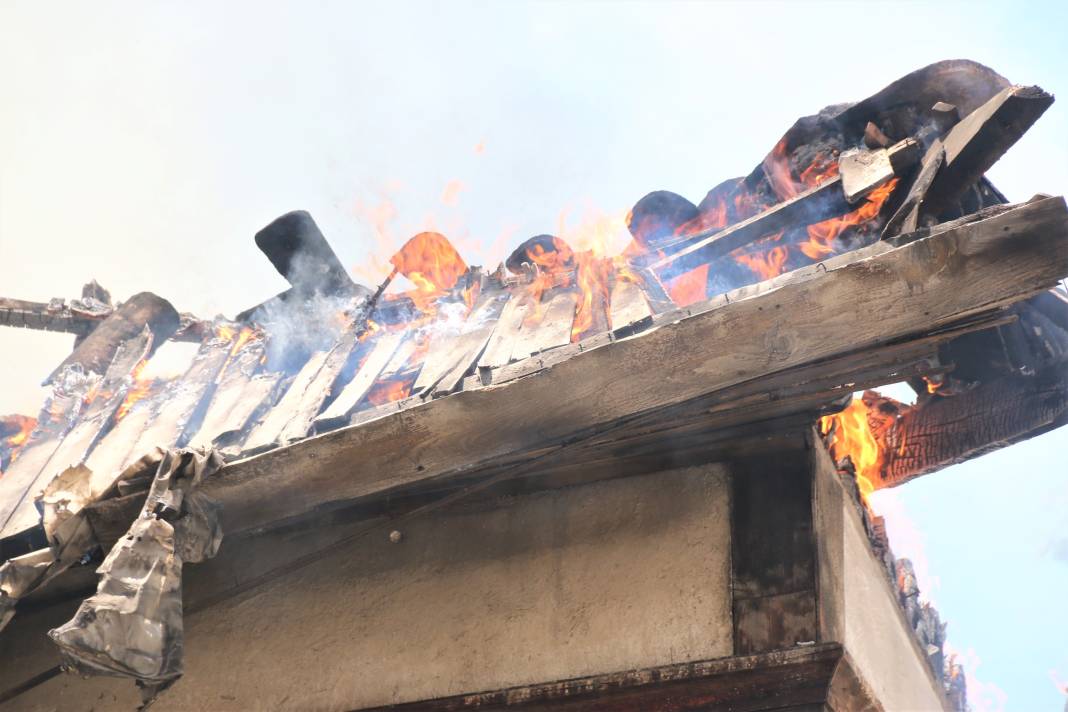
[[50, 448, 224, 686]]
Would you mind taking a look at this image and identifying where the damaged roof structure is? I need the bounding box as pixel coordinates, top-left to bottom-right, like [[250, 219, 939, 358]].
[[1, 59, 1067, 711]]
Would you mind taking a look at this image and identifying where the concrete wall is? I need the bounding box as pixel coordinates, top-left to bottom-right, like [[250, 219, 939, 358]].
[[0, 463, 732, 711], [812, 440, 948, 712]]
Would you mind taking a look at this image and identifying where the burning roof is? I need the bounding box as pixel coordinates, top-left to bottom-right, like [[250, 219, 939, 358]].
[[1, 59, 1067, 708]]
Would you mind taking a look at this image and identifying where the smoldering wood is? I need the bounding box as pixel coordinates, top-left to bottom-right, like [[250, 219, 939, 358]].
[[275, 332, 361, 445], [186, 337, 267, 450], [213, 373, 284, 457], [918, 85, 1053, 221], [648, 138, 918, 276], [883, 140, 946, 238], [876, 366, 1068, 488], [0, 369, 100, 541], [0, 329, 155, 543], [314, 331, 406, 429], [87, 196, 1068, 541], [477, 291, 533, 370], [125, 334, 234, 453], [839, 139, 920, 203], [863, 121, 891, 149], [47, 292, 180, 385], [241, 348, 333, 454], [412, 291, 508, 397], [0, 298, 99, 339]]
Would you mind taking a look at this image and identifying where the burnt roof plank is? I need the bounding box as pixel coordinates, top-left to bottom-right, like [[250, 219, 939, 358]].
[[187, 197, 1068, 538], [506, 289, 576, 362], [920, 84, 1053, 220], [186, 337, 269, 451], [313, 330, 405, 430], [609, 277, 652, 332], [414, 290, 508, 397], [477, 291, 532, 370], [241, 347, 332, 454]]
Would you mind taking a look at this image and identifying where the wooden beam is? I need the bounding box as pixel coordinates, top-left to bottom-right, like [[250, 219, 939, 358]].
[[361, 644, 845, 712], [919, 85, 1053, 220], [184, 197, 1068, 537], [649, 139, 919, 276]]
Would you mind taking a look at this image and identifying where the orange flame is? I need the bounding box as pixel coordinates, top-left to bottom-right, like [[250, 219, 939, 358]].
[[366, 376, 415, 407], [819, 396, 883, 499], [1, 414, 36, 451], [116, 360, 153, 421], [391, 231, 468, 314]]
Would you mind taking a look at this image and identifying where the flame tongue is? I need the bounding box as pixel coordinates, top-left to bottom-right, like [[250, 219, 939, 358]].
[[1, 414, 37, 471], [390, 232, 468, 311]]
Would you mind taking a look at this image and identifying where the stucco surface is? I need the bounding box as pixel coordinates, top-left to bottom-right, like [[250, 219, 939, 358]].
[[1, 463, 732, 711]]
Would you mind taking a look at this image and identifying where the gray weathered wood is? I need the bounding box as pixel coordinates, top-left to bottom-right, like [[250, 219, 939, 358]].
[[414, 291, 508, 397], [477, 292, 531, 370], [314, 331, 405, 428], [241, 349, 332, 454], [609, 277, 652, 331], [185, 197, 1068, 537], [186, 336, 268, 450], [276, 332, 361, 445], [0, 329, 155, 540], [920, 84, 1053, 219], [506, 289, 576, 361]]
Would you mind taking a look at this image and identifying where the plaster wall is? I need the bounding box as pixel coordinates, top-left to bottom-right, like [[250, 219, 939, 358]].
[[0, 463, 732, 711]]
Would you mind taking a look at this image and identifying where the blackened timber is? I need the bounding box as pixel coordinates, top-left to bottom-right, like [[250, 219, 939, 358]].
[[919, 85, 1053, 221], [254, 211, 360, 298], [186, 336, 269, 450], [649, 139, 919, 276], [46, 292, 179, 385], [314, 331, 405, 429], [0, 298, 97, 338], [170, 197, 1068, 538], [877, 367, 1068, 488]]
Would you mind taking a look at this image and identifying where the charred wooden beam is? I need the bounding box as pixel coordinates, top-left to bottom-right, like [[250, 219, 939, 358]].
[[46, 292, 179, 385], [648, 139, 919, 277], [918, 85, 1053, 221], [869, 365, 1068, 489]]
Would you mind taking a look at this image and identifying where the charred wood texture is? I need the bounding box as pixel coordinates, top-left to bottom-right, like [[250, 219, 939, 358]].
[[919, 85, 1053, 222], [875, 367, 1068, 488], [46, 292, 179, 384]]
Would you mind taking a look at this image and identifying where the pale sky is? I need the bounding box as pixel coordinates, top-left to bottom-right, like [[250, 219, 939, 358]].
[[1, 1, 1066, 709]]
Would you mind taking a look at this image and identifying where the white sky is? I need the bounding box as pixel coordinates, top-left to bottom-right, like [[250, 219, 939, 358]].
[[1, 2, 1066, 709]]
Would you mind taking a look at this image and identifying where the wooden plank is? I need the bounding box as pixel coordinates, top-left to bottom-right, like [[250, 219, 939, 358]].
[[649, 139, 919, 276], [609, 277, 652, 331], [215, 373, 284, 455], [883, 140, 945, 238], [920, 84, 1053, 219], [82, 389, 160, 498], [0, 370, 101, 538], [362, 644, 845, 712], [120, 332, 234, 458], [276, 332, 361, 445], [413, 291, 508, 396], [241, 348, 332, 454], [477, 291, 531, 369], [313, 331, 405, 428], [186, 337, 268, 450], [507, 289, 576, 361], [153, 197, 1068, 538], [0, 329, 154, 540]]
